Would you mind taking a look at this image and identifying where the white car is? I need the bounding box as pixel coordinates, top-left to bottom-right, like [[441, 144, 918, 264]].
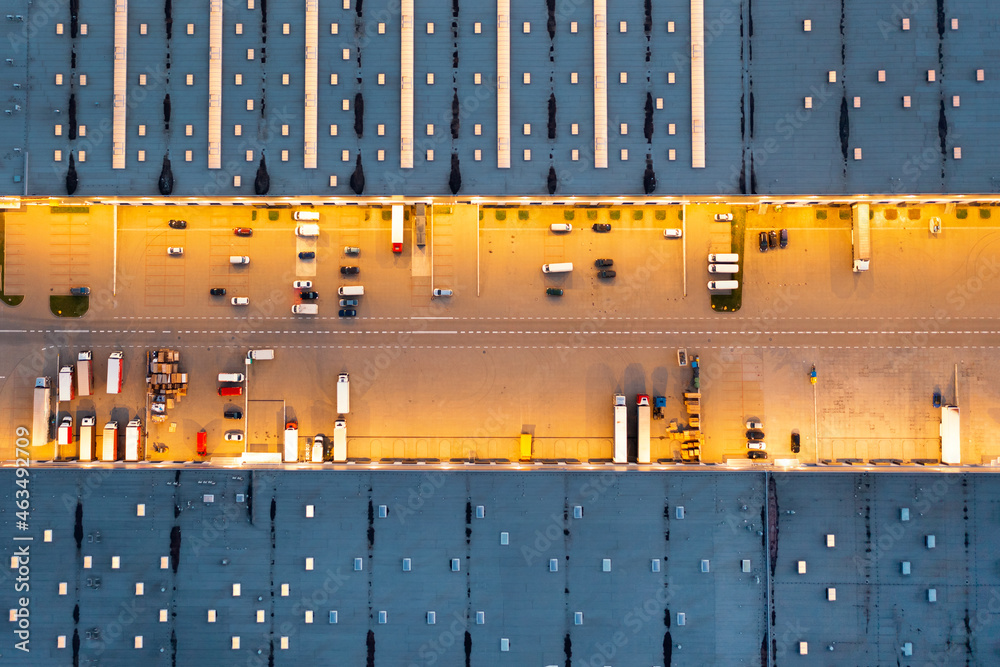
[[224, 431, 244, 442], [432, 288, 453, 297], [231, 297, 249, 306], [663, 228, 682, 238], [167, 247, 184, 255], [745, 420, 763, 430], [549, 223, 572, 232], [714, 213, 734, 222], [293, 280, 313, 289], [747, 441, 766, 450]]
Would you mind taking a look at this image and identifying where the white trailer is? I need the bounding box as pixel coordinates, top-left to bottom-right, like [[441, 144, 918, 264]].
[[337, 373, 350, 414], [76, 351, 93, 397], [332, 420, 347, 462], [125, 418, 142, 461], [79, 417, 95, 461], [391, 204, 404, 253], [58, 365, 75, 402], [283, 425, 299, 462], [57, 417, 73, 448], [106, 351, 123, 394], [940, 406, 961, 465], [101, 422, 119, 461], [613, 394, 627, 464], [637, 395, 651, 464], [852, 203, 870, 272], [31, 377, 52, 448]]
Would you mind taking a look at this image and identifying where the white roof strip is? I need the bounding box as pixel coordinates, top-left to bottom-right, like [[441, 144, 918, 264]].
[[112, 0, 128, 169], [496, 0, 511, 169], [689, 0, 706, 168], [207, 0, 223, 169], [593, 0, 608, 169], [303, 0, 318, 168], [400, 0, 414, 169]]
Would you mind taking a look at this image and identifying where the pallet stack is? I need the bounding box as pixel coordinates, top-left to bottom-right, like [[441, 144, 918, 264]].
[[147, 349, 188, 403]]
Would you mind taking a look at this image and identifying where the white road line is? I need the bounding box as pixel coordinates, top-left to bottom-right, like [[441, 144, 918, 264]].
[[0, 330, 27, 333], [411, 331, 458, 335], [412, 316, 454, 320]]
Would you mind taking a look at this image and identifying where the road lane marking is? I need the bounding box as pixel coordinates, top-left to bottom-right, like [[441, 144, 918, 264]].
[[411, 331, 458, 334], [412, 316, 454, 320]]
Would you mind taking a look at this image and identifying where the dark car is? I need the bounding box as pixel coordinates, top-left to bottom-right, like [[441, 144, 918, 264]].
[[168, 219, 187, 229], [70, 287, 90, 296], [546, 288, 564, 296], [299, 291, 319, 300], [339, 309, 357, 317], [592, 223, 612, 233], [746, 429, 765, 441], [340, 266, 360, 275], [779, 228, 788, 248], [933, 391, 941, 408], [224, 410, 243, 420], [594, 259, 614, 267], [758, 231, 769, 253], [747, 450, 768, 460], [768, 230, 778, 249], [791, 432, 800, 453], [298, 251, 315, 260], [234, 227, 253, 237], [597, 270, 616, 279], [210, 287, 227, 296]]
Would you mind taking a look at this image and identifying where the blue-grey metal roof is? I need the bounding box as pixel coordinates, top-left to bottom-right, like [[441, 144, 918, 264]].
[[2, 0, 999, 197]]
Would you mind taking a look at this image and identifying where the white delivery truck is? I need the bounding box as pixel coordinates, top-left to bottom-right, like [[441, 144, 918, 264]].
[[707, 280, 738, 290], [708, 253, 739, 263], [332, 420, 347, 462], [338, 286, 364, 296], [852, 202, 871, 272], [708, 264, 739, 274], [101, 422, 119, 461], [337, 373, 350, 414], [613, 394, 627, 464], [57, 416, 73, 448], [283, 423, 299, 462], [125, 418, 142, 461], [637, 394, 651, 464], [79, 416, 95, 461], [391, 204, 404, 253], [245, 349, 275, 363], [106, 351, 123, 394], [310, 435, 324, 463], [32, 377, 52, 448], [76, 351, 93, 397], [940, 406, 960, 465], [292, 304, 319, 315], [58, 365, 75, 402], [542, 262, 574, 273]]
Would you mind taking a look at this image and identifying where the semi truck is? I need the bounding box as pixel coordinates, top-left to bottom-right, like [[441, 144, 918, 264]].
[[337, 373, 350, 414], [57, 416, 73, 448], [79, 416, 96, 461], [76, 351, 93, 397], [106, 351, 123, 394], [332, 420, 347, 462], [101, 421, 119, 461], [852, 202, 870, 272], [613, 394, 627, 464], [125, 418, 142, 461], [31, 377, 52, 448], [283, 422, 299, 462], [940, 406, 960, 465], [58, 365, 75, 402], [391, 204, 404, 253], [637, 394, 651, 464]]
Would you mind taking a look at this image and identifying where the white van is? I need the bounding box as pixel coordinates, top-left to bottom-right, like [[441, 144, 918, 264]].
[[218, 373, 245, 383], [292, 304, 319, 315], [295, 223, 320, 236], [708, 253, 739, 263], [293, 211, 319, 221], [707, 280, 739, 290], [230, 255, 250, 265], [550, 223, 572, 232], [542, 262, 573, 273], [708, 264, 739, 274], [338, 285, 365, 296]]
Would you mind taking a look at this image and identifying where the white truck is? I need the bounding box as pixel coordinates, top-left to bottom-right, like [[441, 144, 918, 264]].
[[940, 406, 961, 465], [391, 204, 404, 253], [58, 365, 75, 402], [637, 394, 651, 464], [337, 373, 350, 414], [101, 422, 118, 461], [76, 351, 93, 397], [852, 202, 871, 272], [57, 416, 73, 448], [332, 420, 347, 462], [283, 423, 299, 462], [79, 416, 96, 461], [613, 394, 627, 464], [31, 377, 52, 448], [125, 418, 142, 461], [106, 351, 123, 394]]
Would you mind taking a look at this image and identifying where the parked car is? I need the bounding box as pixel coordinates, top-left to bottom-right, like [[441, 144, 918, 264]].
[[768, 230, 778, 249], [779, 228, 788, 248], [292, 280, 312, 289], [210, 288, 227, 296], [231, 297, 249, 306], [933, 391, 941, 408], [344, 246, 361, 255], [339, 299, 359, 307], [746, 419, 763, 430], [746, 429, 765, 441], [167, 247, 184, 255], [70, 287, 90, 296], [747, 441, 767, 450], [224, 410, 243, 420], [594, 259, 614, 267], [592, 223, 612, 232], [234, 227, 253, 237], [299, 291, 319, 300], [791, 432, 800, 453], [747, 450, 768, 460], [224, 431, 244, 442], [432, 288, 453, 296], [550, 223, 572, 232], [339, 309, 357, 317], [168, 219, 187, 229], [714, 213, 734, 222], [298, 251, 315, 260], [758, 232, 769, 253], [663, 228, 683, 238], [546, 288, 564, 296], [340, 266, 360, 275], [597, 270, 616, 279]]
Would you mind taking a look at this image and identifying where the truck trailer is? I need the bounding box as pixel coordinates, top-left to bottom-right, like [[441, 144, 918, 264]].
[[57, 416, 73, 448], [283, 423, 299, 462], [31, 377, 52, 448], [613, 394, 627, 464], [125, 418, 142, 461], [852, 203, 871, 272], [940, 406, 961, 465], [637, 394, 651, 464], [106, 351, 123, 394], [101, 422, 118, 461], [79, 417, 96, 461], [332, 420, 347, 462], [76, 351, 93, 397], [58, 365, 75, 402], [391, 204, 404, 253], [337, 373, 350, 414]]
